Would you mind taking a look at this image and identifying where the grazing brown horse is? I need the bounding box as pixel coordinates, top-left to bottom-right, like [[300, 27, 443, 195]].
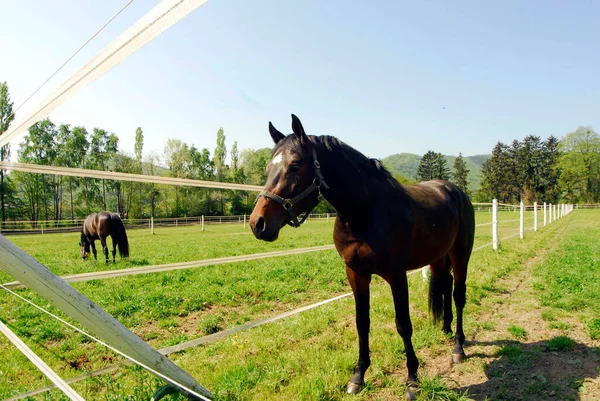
[[250, 115, 475, 400], [80, 212, 129, 264]]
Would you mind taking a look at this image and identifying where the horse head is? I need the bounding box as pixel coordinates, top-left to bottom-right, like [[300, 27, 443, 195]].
[[250, 114, 326, 241]]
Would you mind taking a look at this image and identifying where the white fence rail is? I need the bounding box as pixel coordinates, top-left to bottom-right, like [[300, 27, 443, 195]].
[[0, 213, 338, 235]]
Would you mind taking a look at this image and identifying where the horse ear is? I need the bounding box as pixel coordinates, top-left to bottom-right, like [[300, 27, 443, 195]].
[[269, 122, 285, 144], [291, 114, 308, 145]]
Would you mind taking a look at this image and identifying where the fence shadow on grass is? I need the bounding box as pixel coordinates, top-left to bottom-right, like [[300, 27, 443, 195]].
[[459, 338, 599, 400]]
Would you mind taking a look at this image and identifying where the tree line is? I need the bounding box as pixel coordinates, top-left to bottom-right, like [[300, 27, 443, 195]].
[[413, 151, 470, 197], [2, 80, 600, 222], [415, 126, 600, 205], [0, 81, 335, 223]]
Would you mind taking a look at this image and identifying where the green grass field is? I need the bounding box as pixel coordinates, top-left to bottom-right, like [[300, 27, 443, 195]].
[[1, 209, 595, 400]]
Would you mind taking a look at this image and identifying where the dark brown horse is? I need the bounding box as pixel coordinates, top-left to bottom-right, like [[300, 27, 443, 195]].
[[250, 115, 475, 399], [80, 212, 130, 264]]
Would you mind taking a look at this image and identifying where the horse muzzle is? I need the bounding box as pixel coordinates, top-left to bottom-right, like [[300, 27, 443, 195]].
[[249, 215, 281, 242]]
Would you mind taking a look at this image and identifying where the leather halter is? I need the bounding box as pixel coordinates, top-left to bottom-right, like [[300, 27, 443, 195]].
[[257, 147, 329, 228]]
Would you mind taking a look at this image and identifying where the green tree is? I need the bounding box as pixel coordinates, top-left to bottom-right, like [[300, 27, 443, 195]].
[[539, 135, 561, 203], [60, 126, 89, 220], [144, 152, 161, 218], [214, 128, 227, 181], [113, 153, 136, 216], [213, 128, 228, 214], [134, 127, 144, 217], [19, 119, 59, 221], [417, 150, 450, 181], [240, 148, 270, 185], [452, 153, 470, 196], [228, 141, 246, 214], [87, 128, 108, 209], [557, 126, 600, 203], [482, 142, 513, 203], [164, 138, 191, 215], [0, 81, 15, 222], [190, 147, 214, 180]]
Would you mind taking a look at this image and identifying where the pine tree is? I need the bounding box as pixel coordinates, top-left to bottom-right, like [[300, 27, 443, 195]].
[[453, 153, 469, 196], [417, 151, 450, 181]]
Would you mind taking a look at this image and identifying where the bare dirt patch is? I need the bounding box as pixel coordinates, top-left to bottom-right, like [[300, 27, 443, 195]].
[[417, 223, 600, 400]]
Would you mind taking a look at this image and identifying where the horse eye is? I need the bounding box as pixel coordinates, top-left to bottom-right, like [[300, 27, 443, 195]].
[[288, 164, 300, 173]]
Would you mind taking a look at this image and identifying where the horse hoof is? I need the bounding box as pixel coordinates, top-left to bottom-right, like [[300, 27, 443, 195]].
[[346, 382, 362, 395], [406, 382, 418, 400], [452, 352, 466, 364]]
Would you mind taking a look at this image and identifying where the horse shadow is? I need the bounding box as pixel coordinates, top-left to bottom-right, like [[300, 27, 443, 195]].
[[459, 338, 599, 400]]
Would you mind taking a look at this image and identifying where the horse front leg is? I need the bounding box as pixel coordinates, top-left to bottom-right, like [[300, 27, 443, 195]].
[[389, 273, 419, 400], [100, 237, 109, 265], [345, 265, 372, 394]]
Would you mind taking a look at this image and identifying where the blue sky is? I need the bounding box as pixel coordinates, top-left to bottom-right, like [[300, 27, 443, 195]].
[[1, 0, 598, 163]]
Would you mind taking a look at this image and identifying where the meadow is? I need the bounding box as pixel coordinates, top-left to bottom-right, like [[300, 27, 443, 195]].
[[1, 209, 597, 400]]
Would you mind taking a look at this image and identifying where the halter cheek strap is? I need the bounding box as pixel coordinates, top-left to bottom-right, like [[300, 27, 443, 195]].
[[257, 147, 329, 228]]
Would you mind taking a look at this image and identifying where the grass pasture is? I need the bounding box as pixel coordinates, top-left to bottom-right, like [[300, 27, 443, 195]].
[[0, 210, 598, 400]]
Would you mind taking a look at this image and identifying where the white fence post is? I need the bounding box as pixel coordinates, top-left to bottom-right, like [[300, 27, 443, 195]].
[[327, 213, 330, 223], [533, 201, 538, 232], [519, 201, 524, 239], [151, 216, 154, 235], [553, 204, 556, 221], [549, 203, 553, 224], [201, 215, 204, 232], [243, 214, 246, 229], [492, 199, 498, 251], [543, 202, 547, 226]]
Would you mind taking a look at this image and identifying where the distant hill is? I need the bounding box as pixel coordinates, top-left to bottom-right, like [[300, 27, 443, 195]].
[[382, 153, 490, 191]]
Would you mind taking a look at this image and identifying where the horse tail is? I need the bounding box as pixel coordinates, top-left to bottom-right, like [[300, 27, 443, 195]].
[[113, 216, 130, 258], [428, 255, 452, 324]]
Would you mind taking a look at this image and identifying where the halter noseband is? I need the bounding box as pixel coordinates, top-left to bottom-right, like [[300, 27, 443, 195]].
[[257, 147, 329, 228]]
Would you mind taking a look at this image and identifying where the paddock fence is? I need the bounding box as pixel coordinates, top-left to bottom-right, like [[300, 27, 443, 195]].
[[0, 213, 338, 235]]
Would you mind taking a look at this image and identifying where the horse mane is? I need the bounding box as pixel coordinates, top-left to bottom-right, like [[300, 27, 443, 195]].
[[274, 133, 404, 194]]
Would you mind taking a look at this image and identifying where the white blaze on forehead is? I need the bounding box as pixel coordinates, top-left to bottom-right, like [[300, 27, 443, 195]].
[[271, 153, 283, 165]]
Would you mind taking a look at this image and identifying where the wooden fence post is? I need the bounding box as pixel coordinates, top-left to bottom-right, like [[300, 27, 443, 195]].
[[201, 215, 204, 232]]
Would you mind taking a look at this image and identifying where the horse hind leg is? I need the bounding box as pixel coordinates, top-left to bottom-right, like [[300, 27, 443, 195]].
[[442, 256, 454, 335], [449, 251, 470, 364], [428, 257, 453, 334], [111, 235, 117, 263], [100, 237, 109, 265], [90, 240, 98, 260]]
